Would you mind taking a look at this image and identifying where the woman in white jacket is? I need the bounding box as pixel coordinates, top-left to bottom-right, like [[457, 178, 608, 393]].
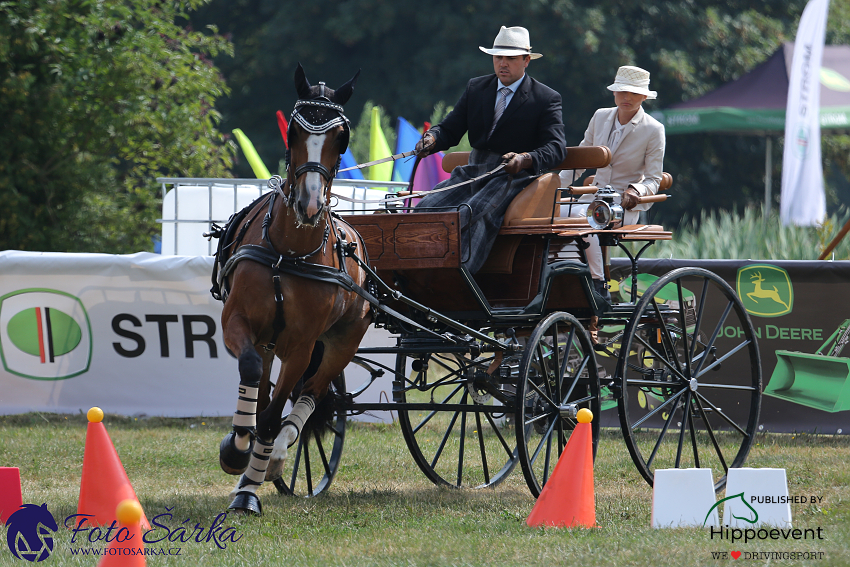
[[559, 65, 666, 299]]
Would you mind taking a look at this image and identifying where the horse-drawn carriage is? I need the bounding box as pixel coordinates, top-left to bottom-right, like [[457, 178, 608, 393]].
[[263, 146, 762, 501], [211, 69, 761, 513]]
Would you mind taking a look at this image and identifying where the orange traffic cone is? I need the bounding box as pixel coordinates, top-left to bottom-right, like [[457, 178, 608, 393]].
[[78, 408, 150, 530], [97, 499, 146, 567], [0, 467, 23, 524], [526, 408, 596, 528]]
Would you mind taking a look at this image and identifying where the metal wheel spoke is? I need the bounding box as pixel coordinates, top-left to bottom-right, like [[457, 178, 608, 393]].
[[695, 339, 752, 377], [697, 383, 759, 392], [687, 397, 700, 468], [695, 391, 750, 437], [550, 322, 562, 403], [484, 412, 516, 458], [535, 342, 556, 402], [524, 411, 555, 427], [475, 412, 490, 485], [543, 432, 554, 485], [689, 279, 710, 364], [651, 299, 682, 374], [629, 387, 687, 430], [303, 437, 313, 495], [529, 416, 559, 466], [693, 394, 728, 472], [289, 438, 303, 490], [693, 301, 733, 376], [646, 402, 679, 469], [634, 333, 690, 383], [315, 431, 331, 477], [430, 410, 461, 469], [457, 400, 468, 486], [561, 354, 590, 404], [675, 391, 691, 468], [676, 280, 692, 377], [558, 326, 577, 383], [412, 383, 464, 434], [528, 379, 558, 409]]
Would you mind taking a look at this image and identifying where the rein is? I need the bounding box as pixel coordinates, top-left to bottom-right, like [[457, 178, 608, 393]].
[[337, 150, 417, 173], [330, 162, 509, 204]]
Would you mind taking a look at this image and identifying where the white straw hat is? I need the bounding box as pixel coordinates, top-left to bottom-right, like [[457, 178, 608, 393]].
[[607, 66, 657, 99], [479, 26, 542, 60]]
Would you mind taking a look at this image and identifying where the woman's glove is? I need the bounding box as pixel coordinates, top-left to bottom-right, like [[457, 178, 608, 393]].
[[621, 186, 641, 210]]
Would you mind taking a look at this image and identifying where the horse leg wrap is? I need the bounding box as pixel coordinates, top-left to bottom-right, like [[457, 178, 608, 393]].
[[232, 383, 259, 451], [229, 437, 274, 500], [282, 395, 316, 447]]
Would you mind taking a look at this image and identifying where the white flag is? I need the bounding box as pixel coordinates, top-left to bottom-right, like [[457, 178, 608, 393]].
[[781, 0, 830, 226]]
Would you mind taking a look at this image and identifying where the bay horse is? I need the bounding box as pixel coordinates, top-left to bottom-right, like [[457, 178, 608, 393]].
[[213, 64, 370, 514]]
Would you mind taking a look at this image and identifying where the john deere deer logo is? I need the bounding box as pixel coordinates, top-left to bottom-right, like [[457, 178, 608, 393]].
[[737, 265, 793, 318], [747, 272, 790, 310]]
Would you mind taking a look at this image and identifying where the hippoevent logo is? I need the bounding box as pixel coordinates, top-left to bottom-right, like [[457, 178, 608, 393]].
[[0, 289, 92, 380], [736, 265, 793, 318], [6, 504, 58, 562]]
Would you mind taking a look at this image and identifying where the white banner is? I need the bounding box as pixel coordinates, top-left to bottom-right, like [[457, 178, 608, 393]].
[[0, 251, 394, 420], [781, 0, 830, 226]]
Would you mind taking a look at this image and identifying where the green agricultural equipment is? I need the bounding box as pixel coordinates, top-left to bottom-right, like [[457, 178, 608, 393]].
[[765, 319, 850, 412]]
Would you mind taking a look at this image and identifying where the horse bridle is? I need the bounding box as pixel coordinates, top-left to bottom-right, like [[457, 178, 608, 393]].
[[284, 92, 351, 201]]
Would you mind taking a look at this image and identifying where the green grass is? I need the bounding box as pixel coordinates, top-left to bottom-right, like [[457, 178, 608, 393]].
[[1, 413, 848, 566]]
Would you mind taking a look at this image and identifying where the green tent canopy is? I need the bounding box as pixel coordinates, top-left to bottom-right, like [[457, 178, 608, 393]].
[[654, 43, 850, 135]]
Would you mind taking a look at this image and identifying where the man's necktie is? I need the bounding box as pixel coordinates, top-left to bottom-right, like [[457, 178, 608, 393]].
[[489, 87, 512, 137]]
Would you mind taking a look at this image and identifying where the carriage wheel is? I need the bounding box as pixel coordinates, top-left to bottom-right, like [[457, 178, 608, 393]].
[[395, 350, 519, 489], [616, 267, 762, 491], [273, 372, 346, 497], [516, 312, 600, 498]]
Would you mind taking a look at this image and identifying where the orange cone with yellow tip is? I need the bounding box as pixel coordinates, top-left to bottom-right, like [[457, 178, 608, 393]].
[[78, 408, 150, 530], [526, 408, 596, 528], [96, 499, 146, 566]]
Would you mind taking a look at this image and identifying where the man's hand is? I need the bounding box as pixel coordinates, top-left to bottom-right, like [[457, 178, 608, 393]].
[[415, 132, 436, 156], [501, 152, 531, 175], [621, 186, 641, 210]]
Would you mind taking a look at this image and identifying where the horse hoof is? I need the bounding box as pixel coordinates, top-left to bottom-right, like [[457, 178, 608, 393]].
[[219, 431, 251, 475], [264, 456, 287, 482], [227, 491, 262, 516]]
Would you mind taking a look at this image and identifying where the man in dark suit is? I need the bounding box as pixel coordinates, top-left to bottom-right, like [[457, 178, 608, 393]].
[[415, 26, 565, 274]]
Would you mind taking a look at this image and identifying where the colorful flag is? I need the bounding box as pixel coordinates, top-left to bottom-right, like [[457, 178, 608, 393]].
[[412, 152, 451, 197], [368, 107, 393, 181], [232, 128, 272, 179], [276, 111, 289, 148], [337, 148, 365, 180], [781, 0, 829, 226], [393, 117, 420, 182]]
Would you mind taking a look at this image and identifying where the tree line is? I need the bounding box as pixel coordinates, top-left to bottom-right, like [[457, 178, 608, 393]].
[[2, 0, 849, 252]]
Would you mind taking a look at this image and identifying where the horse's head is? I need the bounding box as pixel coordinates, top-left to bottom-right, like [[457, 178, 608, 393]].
[[286, 63, 360, 227]]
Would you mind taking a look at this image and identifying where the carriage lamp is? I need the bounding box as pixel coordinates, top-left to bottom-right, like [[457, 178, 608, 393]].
[[586, 185, 624, 230]]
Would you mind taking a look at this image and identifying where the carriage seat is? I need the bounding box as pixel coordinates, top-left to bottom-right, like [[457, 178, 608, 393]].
[[441, 146, 613, 227]]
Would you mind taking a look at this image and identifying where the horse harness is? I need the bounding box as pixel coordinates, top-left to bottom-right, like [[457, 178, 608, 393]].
[[209, 95, 374, 352]]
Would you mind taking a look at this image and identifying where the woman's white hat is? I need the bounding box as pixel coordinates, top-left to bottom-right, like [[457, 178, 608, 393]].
[[607, 66, 657, 99], [479, 26, 542, 60]]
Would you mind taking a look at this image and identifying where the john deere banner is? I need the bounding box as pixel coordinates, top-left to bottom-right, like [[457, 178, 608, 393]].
[[0, 251, 393, 419], [606, 258, 849, 434]]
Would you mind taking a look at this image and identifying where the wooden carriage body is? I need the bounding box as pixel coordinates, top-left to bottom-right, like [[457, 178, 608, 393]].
[[342, 146, 672, 322]]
